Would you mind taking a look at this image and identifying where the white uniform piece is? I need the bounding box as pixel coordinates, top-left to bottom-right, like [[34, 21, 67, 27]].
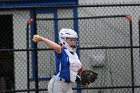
[[65, 49, 82, 82]]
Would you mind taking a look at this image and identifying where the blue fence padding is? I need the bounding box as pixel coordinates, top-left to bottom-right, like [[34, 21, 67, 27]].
[[0, 0, 78, 7]]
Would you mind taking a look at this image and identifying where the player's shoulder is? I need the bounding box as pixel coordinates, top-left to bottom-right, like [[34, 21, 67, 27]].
[[55, 47, 65, 55]]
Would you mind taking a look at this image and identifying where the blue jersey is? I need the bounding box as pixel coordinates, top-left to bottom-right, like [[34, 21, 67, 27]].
[[54, 48, 70, 82]]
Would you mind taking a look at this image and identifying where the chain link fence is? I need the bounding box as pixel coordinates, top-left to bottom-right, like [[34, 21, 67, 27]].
[[0, 4, 140, 93]]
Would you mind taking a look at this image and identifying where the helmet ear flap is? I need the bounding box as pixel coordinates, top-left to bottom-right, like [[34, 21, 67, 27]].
[[59, 43, 62, 46], [63, 42, 65, 45]]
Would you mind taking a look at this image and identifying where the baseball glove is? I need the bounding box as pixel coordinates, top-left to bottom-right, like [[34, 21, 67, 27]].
[[80, 70, 98, 87]]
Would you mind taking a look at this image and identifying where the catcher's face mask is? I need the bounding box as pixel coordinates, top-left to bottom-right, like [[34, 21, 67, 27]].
[[66, 38, 78, 48]]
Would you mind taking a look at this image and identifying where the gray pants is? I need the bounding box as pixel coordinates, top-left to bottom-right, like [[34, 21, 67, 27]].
[[48, 76, 73, 93]]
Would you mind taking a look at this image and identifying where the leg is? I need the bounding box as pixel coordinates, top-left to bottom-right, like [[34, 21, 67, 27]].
[[65, 84, 73, 93], [48, 78, 64, 93]]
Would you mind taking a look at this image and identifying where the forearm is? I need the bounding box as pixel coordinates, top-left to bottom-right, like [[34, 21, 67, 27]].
[[32, 35, 61, 54], [40, 37, 61, 53]]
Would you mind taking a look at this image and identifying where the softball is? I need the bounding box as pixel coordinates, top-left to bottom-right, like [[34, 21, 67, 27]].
[[34, 34, 40, 38]]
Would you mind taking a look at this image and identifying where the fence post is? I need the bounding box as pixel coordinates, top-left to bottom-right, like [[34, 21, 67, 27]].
[[32, 10, 39, 93], [125, 16, 134, 93]]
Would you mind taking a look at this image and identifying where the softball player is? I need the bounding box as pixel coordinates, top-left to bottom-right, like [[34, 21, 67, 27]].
[[32, 28, 83, 93]]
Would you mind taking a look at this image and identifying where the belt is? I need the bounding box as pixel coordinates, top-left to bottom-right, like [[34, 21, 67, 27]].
[[53, 76, 70, 83]]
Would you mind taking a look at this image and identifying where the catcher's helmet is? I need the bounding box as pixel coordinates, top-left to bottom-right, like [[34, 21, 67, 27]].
[[59, 28, 78, 52]]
